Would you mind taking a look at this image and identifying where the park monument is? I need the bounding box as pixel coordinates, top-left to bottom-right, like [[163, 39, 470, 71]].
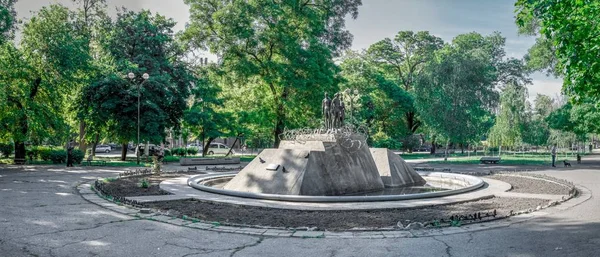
[[224, 91, 426, 196]]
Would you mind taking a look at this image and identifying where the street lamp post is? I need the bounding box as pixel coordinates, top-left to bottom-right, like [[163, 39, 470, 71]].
[[128, 72, 150, 165], [199, 98, 205, 157]]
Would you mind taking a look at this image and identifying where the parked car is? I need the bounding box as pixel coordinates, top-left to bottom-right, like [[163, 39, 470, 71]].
[[412, 145, 431, 152], [95, 145, 111, 153], [187, 143, 204, 151], [135, 144, 159, 156], [107, 143, 119, 150], [207, 143, 234, 155]]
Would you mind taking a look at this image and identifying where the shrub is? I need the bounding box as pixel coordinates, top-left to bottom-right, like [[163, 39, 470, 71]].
[[486, 146, 499, 154], [371, 131, 403, 150], [186, 147, 198, 156], [71, 149, 84, 164], [49, 150, 67, 164], [163, 149, 172, 156], [401, 135, 421, 152], [163, 156, 179, 163], [26, 148, 35, 161], [0, 143, 14, 158], [38, 147, 54, 161], [139, 178, 150, 188], [171, 148, 186, 157]]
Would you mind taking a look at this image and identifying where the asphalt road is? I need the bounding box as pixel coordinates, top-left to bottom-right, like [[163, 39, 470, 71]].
[[0, 164, 598, 257]]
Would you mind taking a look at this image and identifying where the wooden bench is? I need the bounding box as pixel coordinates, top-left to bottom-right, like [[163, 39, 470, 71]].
[[480, 156, 501, 164], [84, 160, 107, 166], [13, 158, 27, 165]]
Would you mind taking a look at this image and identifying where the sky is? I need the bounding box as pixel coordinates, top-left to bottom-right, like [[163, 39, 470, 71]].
[[14, 0, 562, 100]]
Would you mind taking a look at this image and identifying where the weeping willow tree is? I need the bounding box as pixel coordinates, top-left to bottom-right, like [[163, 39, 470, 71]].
[[488, 83, 528, 155]]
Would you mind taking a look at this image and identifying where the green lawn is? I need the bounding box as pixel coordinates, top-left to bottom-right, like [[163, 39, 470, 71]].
[[426, 153, 585, 166], [399, 152, 473, 160]]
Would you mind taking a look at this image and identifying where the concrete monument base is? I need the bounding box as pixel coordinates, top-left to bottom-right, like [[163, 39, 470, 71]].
[[224, 133, 426, 196], [224, 134, 385, 196], [370, 148, 426, 187]]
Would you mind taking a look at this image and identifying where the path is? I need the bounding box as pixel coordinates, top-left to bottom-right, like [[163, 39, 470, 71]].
[[0, 163, 598, 257]]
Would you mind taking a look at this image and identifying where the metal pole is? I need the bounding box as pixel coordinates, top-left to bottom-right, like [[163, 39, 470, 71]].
[[137, 83, 140, 165], [201, 104, 205, 157]]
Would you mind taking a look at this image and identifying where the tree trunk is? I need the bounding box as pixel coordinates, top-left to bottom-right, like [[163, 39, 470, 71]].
[[121, 143, 128, 161], [78, 120, 87, 152], [444, 141, 449, 161], [226, 136, 240, 157], [430, 135, 436, 155], [202, 137, 216, 156], [14, 141, 26, 163], [13, 114, 29, 162], [461, 143, 465, 154], [91, 133, 99, 156], [405, 111, 420, 133], [273, 88, 287, 148]]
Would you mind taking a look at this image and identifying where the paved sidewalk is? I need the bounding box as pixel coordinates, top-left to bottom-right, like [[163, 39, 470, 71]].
[[1, 164, 599, 257]]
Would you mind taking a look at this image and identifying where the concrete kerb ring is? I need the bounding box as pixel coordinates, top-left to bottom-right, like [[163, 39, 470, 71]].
[[76, 176, 587, 239], [187, 172, 485, 203]]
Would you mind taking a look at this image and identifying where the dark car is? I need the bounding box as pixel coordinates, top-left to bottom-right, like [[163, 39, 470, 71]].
[[413, 145, 432, 152], [107, 143, 119, 150], [136, 144, 160, 156]]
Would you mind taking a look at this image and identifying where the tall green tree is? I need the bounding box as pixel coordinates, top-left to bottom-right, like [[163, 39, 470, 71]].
[[338, 50, 412, 148], [0, 0, 17, 43], [488, 84, 528, 150], [70, 0, 110, 153], [415, 37, 497, 150], [515, 0, 600, 101], [521, 95, 551, 147], [533, 94, 554, 117], [79, 10, 192, 160], [183, 65, 237, 156], [182, 0, 361, 147], [0, 5, 89, 161], [366, 31, 443, 134]]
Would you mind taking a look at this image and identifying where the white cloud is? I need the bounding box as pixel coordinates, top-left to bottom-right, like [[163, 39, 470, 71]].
[[528, 78, 563, 100]]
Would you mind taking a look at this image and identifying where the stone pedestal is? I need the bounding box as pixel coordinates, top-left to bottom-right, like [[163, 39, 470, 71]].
[[224, 134, 424, 196], [370, 148, 426, 187]]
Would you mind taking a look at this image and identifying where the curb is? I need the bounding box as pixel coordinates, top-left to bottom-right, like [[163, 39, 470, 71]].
[[76, 178, 589, 239]]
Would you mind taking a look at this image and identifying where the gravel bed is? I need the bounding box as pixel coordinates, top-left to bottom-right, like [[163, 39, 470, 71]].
[[488, 175, 571, 195], [144, 197, 550, 231]]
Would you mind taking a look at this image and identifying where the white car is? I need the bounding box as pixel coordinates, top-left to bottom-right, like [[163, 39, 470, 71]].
[[207, 143, 234, 155], [186, 143, 203, 151], [95, 145, 111, 153]]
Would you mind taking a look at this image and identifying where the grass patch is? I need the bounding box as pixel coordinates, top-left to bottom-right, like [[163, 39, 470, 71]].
[[400, 151, 588, 161], [399, 153, 471, 160], [427, 155, 556, 165], [240, 155, 257, 162]]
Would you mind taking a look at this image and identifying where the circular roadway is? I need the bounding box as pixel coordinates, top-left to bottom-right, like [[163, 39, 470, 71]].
[[0, 161, 598, 257]]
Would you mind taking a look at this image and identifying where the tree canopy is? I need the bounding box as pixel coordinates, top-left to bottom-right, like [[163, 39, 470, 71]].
[[182, 0, 361, 146], [1, 4, 90, 159], [79, 10, 192, 159], [516, 0, 600, 101]]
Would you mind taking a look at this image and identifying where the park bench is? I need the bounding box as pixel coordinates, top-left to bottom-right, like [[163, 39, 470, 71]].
[[83, 156, 107, 166], [84, 160, 107, 166], [480, 156, 501, 164], [13, 158, 27, 165]]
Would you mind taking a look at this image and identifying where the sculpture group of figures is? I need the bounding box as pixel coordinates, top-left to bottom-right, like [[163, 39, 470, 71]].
[[322, 92, 346, 129]]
